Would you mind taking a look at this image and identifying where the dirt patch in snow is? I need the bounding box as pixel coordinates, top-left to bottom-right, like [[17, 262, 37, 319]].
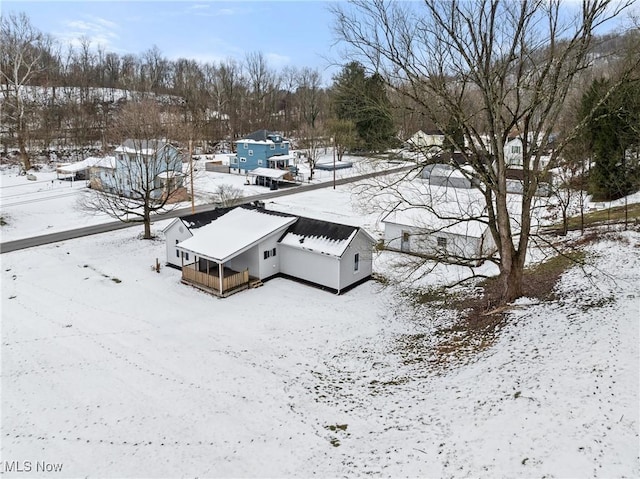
[[398, 230, 631, 370]]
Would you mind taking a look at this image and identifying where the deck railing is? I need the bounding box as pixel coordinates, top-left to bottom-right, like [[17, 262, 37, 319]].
[[182, 267, 249, 296]]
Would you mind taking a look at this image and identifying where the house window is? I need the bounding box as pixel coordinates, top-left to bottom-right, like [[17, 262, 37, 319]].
[[402, 231, 410, 242], [281, 143, 286, 149], [511, 145, 521, 154], [264, 250, 271, 260], [437, 237, 447, 248], [272, 248, 276, 257], [249, 150, 253, 156], [185, 252, 190, 261], [258, 159, 263, 166], [270, 144, 275, 150], [243, 143, 248, 149], [354, 253, 360, 272], [240, 157, 247, 163], [176, 249, 180, 258]]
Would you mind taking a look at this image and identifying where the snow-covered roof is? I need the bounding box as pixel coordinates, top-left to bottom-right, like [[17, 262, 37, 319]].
[[56, 156, 115, 173], [115, 139, 172, 156], [383, 206, 489, 238], [267, 154, 295, 161], [248, 168, 288, 179], [177, 208, 297, 263], [236, 129, 288, 144], [423, 164, 468, 179], [380, 182, 532, 238], [278, 216, 367, 257], [156, 171, 183, 179], [381, 186, 490, 238], [90, 156, 117, 169], [279, 230, 357, 257]]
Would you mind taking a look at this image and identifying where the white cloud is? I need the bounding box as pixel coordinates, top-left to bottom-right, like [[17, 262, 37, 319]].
[[266, 52, 291, 68], [55, 15, 120, 50]]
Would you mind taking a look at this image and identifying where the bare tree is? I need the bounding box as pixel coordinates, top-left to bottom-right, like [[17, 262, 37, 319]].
[[299, 125, 325, 180], [245, 51, 280, 129], [332, 0, 638, 303], [326, 118, 356, 162], [297, 67, 324, 129], [211, 183, 244, 207], [0, 12, 53, 171], [213, 58, 246, 139], [80, 101, 187, 239]]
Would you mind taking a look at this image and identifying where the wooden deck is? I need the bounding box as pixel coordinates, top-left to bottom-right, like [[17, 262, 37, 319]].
[[181, 267, 249, 298]]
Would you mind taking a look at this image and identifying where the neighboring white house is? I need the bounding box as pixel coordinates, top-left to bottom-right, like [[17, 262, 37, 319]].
[[505, 136, 524, 167], [168, 205, 376, 297], [381, 187, 498, 262], [505, 135, 553, 170], [406, 129, 445, 152], [89, 139, 186, 201], [382, 205, 497, 262]]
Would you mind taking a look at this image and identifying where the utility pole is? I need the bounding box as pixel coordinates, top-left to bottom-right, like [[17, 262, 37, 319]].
[[332, 138, 336, 190], [189, 139, 195, 213]]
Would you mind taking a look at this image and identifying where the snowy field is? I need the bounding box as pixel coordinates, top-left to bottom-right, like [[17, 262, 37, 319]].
[[1, 221, 638, 477], [1, 217, 639, 476], [1, 154, 639, 477]]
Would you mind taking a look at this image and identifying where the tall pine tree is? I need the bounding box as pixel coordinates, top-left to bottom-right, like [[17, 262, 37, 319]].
[[582, 78, 640, 201], [331, 62, 397, 152]]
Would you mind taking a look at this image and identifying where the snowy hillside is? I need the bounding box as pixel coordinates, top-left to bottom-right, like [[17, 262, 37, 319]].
[[1, 219, 638, 477]]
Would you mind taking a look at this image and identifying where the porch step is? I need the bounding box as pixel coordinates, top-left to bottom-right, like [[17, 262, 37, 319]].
[[249, 279, 263, 289]]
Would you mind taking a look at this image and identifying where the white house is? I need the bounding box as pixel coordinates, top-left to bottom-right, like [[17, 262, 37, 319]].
[[382, 206, 497, 262], [381, 188, 498, 262], [406, 129, 445, 152], [90, 139, 185, 201], [162, 208, 235, 269], [505, 136, 524, 168], [168, 205, 376, 297]]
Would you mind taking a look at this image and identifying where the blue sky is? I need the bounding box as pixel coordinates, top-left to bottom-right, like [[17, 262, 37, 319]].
[[3, 1, 339, 77]]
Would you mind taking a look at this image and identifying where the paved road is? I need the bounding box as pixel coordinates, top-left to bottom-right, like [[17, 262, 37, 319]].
[[1, 164, 413, 253]]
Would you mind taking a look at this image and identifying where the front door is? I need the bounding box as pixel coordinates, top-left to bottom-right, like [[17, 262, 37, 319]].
[[401, 231, 410, 252]]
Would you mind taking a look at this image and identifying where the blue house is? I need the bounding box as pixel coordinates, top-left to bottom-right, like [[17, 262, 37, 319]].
[[230, 130, 293, 174], [91, 139, 185, 201]]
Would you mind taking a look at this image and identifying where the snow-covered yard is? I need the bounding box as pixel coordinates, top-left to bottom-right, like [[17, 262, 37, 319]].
[[2, 155, 639, 477], [1, 218, 638, 477]]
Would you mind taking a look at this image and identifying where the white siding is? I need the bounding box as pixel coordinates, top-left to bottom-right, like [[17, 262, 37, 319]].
[[383, 221, 490, 259], [225, 229, 287, 280], [164, 220, 193, 267], [279, 245, 341, 290], [384, 222, 411, 251], [338, 230, 373, 291], [480, 229, 497, 257], [258, 235, 281, 279], [226, 248, 260, 278]]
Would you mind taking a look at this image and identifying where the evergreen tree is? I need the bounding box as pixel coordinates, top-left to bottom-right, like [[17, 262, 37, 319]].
[[441, 116, 465, 154], [331, 62, 397, 152], [582, 78, 640, 201]]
